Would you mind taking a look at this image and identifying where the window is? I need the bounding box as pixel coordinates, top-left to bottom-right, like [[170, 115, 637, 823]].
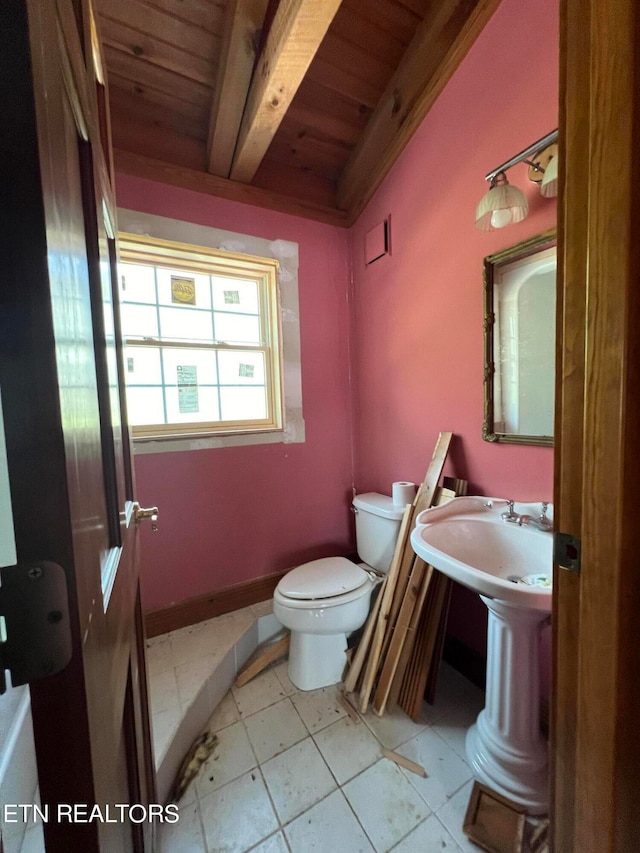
[[118, 234, 283, 439]]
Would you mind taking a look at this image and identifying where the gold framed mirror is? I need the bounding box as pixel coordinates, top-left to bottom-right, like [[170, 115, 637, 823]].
[[483, 228, 557, 446]]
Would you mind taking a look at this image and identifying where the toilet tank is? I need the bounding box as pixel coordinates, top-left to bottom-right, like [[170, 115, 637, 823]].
[[352, 492, 406, 572]]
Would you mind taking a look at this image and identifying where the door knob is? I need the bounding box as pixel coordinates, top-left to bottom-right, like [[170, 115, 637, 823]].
[[133, 503, 159, 532]]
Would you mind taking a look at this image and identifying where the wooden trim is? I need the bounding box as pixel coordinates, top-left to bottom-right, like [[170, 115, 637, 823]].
[[337, 0, 501, 219], [551, 0, 587, 846], [539, 698, 549, 740], [207, 0, 269, 176], [55, 0, 92, 141], [114, 148, 350, 227], [144, 569, 288, 637], [229, 0, 343, 183], [554, 1, 640, 848]]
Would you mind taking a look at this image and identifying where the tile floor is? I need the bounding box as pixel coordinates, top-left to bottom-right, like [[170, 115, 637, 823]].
[[154, 648, 488, 853], [146, 604, 265, 767]]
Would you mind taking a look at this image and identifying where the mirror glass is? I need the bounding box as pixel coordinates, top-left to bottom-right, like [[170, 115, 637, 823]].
[[483, 230, 557, 446]]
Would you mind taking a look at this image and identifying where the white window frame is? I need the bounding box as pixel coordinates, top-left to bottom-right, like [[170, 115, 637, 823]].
[[116, 209, 304, 454], [119, 234, 283, 440]]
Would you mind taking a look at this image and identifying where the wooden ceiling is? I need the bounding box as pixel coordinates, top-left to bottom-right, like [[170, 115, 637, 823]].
[[95, 0, 500, 226]]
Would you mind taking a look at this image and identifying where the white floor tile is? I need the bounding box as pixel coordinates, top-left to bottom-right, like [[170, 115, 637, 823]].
[[147, 608, 486, 853], [291, 686, 347, 734], [232, 669, 288, 717], [244, 697, 308, 763], [395, 728, 472, 811], [361, 705, 428, 750], [390, 814, 461, 852], [435, 780, 481, 853], [261, 738, 337, 824], [272, 661, 297, 697], [199, 772, 278, 853], [343, 759, 430, 853], [150, 668, 181, 714], [208, 691, 239, 733], [158, 801, 206, 853], [195, 721, 257, 799], [251, 599, 274, 618], [146, 636, 174, 677], [170, 623, 216, 669], [206, 611, 256, 655], [175, 656, 217, 709], [152, 706, 182, 761], [420, 666, 484, 727], [247, 831, 288, 853], [235, 624, 259, 672], [285, 790, 375, 853], [314, 717, 381, 785], [432, 702, 481, 762]]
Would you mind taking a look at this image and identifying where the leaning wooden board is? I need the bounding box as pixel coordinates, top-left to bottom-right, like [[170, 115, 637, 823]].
[[407, 476, 468, 710], [358, 503, 413, 713], [342, 432, 455, 713], [372, 557, 429, 715], [380, 477, 467, 716], [359, 431, 453, 692], [399, 571, 451, 720], [342, 584, 383, 694]]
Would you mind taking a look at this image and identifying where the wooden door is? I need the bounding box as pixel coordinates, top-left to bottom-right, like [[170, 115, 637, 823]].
[[0, 1, 155, 851], [553, 0, 640, 849]]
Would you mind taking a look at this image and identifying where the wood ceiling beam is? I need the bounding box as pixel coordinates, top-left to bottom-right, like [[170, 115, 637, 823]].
[[229, 0, 343, 184], [114, 148, 349, 227], [337, 0, 502, 218], [207, 0, 269, 176]]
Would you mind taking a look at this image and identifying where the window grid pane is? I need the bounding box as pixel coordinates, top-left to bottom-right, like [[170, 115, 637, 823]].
[[126, 343, 269, 426], [120, 248, 280, 434]]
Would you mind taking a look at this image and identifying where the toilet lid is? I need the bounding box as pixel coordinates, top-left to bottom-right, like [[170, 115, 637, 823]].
[[278, 557, 368, 600]]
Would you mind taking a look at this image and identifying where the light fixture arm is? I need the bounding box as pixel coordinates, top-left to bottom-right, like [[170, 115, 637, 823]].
[[484, 130, 558, 183]]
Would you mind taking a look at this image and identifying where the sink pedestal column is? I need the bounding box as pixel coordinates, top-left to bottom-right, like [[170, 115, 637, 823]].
[[466, 597, 549, 814]]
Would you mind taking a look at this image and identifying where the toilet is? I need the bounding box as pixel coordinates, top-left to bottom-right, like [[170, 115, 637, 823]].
[[273, 493, 405, 690]]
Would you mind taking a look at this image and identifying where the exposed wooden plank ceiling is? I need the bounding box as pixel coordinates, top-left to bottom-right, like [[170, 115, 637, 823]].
[[96, 0, 501, 226]]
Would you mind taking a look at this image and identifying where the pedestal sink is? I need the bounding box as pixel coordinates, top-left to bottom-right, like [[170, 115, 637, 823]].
[[410, 496, 552, 814]]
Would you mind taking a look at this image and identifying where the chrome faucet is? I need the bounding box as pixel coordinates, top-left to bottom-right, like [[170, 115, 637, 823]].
[[501, 500, 521, 523], [519, 502, 553, 532]]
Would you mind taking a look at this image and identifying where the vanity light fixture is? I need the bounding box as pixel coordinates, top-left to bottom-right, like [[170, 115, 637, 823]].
[[540, 151, 559, 198], [475, 129, 559, 231]]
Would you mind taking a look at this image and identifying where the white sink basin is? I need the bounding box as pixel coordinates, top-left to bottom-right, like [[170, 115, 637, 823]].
[[410, 496, 552, 611], [409, 495, 553, 812]]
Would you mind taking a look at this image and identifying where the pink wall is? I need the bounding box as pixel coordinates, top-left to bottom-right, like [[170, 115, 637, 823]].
[[349, 0, 559, 661], [117, 0, 559, 694], [115, 176, 354, 612]]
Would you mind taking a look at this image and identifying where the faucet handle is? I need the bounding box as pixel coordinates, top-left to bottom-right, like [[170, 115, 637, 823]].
[[540, 501, 549, 520], [501, 499, 518, 521]]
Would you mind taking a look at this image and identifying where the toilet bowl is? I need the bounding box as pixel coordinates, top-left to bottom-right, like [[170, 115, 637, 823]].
[[273, 557, 377, 691], [273, 493, 405, 691]]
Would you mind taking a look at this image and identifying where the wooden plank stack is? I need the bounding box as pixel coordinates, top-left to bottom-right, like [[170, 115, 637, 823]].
[[343, 432, 467, 721]]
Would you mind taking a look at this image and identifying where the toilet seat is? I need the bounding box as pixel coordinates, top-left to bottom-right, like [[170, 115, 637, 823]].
[[278, 556, 368, 600], [275, 556, 375, 611]]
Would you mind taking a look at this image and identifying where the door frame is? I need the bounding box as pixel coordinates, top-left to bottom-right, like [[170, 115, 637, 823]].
[[0, 1, 156, 850], [553, 0, 640, 849]]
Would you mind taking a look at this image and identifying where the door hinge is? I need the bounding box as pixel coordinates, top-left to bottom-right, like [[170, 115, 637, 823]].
[[553, 532, 581, 574], [0, 561, 72, 694]]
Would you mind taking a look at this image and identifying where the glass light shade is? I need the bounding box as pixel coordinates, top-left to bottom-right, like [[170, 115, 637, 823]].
[[475, 177, 529, 231], [540, 154, 558, 197]]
